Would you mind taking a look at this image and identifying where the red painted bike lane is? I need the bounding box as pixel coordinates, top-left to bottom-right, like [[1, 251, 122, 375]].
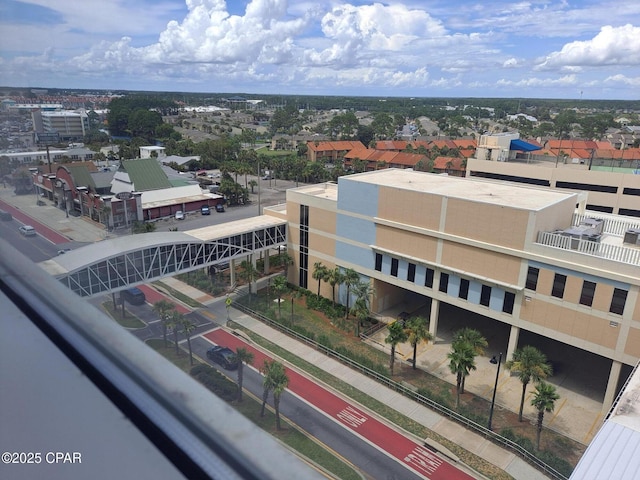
[[205, 329, 474, 480], [0, 199, 69, 244], [137, 284, 191, 314]]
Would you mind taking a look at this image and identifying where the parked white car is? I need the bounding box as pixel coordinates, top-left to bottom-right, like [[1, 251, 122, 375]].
[[175, 211, 185, 220]]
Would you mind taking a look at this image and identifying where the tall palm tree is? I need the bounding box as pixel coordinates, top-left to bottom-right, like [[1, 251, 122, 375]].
[[447, 341, 476, 408], [531, 381, 560, 449], [405, 316, 432, 370], [385, 321, 408, 376], [452, 328, 487, 392], [279, 251, 293, 279], [272, 275, 288, 318], [351, 281, 374, 337], [180, 318, 196, 365], [260, 360, 289, 430], [235, 347, 254, 403], [312, 262, 328, 296], [168, 310, 184, 356], [506, 345, 553, 421], [342, 268, 359, 320], [239, 256, 258, 296], [152, 300, 176, 348], [327, 267, 343, 306]]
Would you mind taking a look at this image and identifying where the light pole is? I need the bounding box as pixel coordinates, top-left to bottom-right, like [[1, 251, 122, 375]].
[[488, 352, 502, 431]]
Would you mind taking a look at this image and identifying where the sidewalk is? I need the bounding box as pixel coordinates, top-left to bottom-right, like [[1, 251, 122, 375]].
[[162, 277, 552, 480]]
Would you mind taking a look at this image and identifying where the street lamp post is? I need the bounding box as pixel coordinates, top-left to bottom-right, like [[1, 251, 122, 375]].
[[487, 352, 502, 431]]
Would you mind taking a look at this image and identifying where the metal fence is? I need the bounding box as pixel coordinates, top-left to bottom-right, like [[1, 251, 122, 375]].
[[232, 300, 568, 480]]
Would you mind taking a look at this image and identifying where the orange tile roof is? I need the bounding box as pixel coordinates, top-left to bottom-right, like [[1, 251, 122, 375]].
[[307, 140, 365, 152], [375, 140, 407, 150], [433, 156, 465, 170], [452, 139, 477, 149]]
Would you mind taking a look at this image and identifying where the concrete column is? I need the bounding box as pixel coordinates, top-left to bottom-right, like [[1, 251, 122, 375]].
[[602, 360, 623, 414], [429, 298, 439, 343], [506, 325, 520, 361], [264, 251, 270, 274], [230, 259, 236, 287]]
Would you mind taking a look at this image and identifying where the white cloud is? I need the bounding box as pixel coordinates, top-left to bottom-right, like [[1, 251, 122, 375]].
[[537, 24, 640, 70], [497, 75, 577, 87], [604, 74, 640, 86]]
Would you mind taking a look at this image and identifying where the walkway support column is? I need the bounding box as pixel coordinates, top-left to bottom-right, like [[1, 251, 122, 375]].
[[429, 299, 439, 343], [263, 251, 270, 274], [230, 259, 236, 287], [506, 325, 520, 362], [602, 360, 622, 414]]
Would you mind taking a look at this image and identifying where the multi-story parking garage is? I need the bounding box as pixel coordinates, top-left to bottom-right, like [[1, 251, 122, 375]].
[[273, 169, 640, 414]]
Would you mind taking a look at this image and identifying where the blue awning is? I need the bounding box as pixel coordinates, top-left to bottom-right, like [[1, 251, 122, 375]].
[[510, 139, 541, 152]]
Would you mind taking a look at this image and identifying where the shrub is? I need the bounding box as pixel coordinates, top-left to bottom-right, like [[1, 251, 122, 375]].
[[190, 364, 238, 402]]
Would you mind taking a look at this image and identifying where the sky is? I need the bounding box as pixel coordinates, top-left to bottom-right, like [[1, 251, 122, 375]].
[[1, 0, 639, 100]]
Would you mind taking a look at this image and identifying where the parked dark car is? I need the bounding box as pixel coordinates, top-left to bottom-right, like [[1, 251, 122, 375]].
[[215, 204, 225, 213], [120, 287, 146, 305], [0, 210, 12, 221], [201, 205, 211, 215], [206, 346, 239, 370]]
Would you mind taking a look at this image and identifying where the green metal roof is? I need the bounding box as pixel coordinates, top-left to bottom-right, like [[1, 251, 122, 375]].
[[122, 158, 172, 191], [66, 164, 96, 190]]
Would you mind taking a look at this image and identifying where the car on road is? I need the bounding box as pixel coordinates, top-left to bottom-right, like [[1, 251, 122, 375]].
[[215, 204, 225, 213], [206, 346, 239, 370], [19, 225, 36, 236], [57, 248, 71, 255], [120, 287, 146, 305], [201, 205, 210, 215], [175, 210, 185, 220], [0, 210, 12, 221]]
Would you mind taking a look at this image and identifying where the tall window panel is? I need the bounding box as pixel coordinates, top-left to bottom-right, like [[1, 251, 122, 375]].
[[526, 267, 539, 290], [374, 253, 383, 272], [579, 281, 596, 307], [299, 205, 309, 288], [425, 268, 434, 288], [480, 285, 491, 306], [551, 274, 567, 299], [503, 291, 515, 314], [390, 258, 399, 277], [610, 288, 628, 315], [407, 263, 416, 282], [458, 278, 469, 300], [439, 272, 449, 293]]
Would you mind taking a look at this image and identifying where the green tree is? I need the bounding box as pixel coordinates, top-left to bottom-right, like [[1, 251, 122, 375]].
[[531, 381, 560, 449], [152, 300, 176, 348], [312, 262, 329, 296], [385, 321, 408, 376], [272, 275, 288, 318], [350, 281, 374, 337], [327, 267, 343, 306], [260, 360, 289, 431], [239, 257, 258, 296], [447, 341, 476, 408], [168, 310, 184, 356], [452, 328, 487, 392], [405, 316, 432, 370], [342, 268, 360, 320], [279, 251, 293, 279], [235, 347, 254, 403], [506, 346, 553, 421], [180, 318, 196, 365]]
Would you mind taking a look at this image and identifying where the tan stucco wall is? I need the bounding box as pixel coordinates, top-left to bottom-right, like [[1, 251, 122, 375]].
[[444, 198, 529, 249], [376, 225, 438, 262], [377, 187, 442, 230], [625, 327, 640, 357], [440, 241, 521, 285]]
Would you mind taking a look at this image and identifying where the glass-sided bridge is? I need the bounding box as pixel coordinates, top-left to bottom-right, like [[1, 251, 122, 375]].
[[39, 216, 287, 298]]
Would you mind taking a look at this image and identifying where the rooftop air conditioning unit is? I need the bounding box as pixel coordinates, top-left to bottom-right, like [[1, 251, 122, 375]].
[[623, 229, 640, 245]]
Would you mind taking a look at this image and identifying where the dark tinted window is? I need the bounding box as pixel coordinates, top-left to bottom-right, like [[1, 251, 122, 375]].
[[551, 274, 567, 298], [407, 263, 416, 282], [503, 291, 515, 314], [374, 253, 383, 272], [610, 288, 628, 315], [425, 268, 434, 288], [439, 273, 449, 293], [391, 258, 399, 277], [459, 279, 469, 300], [579, 281, 596, 307], [480, 285, 491, 306], [526, 267, 539, 290]]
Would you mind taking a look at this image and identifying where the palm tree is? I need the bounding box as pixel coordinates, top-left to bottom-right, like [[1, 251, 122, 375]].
[[312, 262, 328, 296], [452, 328, 487, 392], [279, 251, 293, 279], [327, 267, 343, 306], [272, 275, 288, 318], [235, 347, 254, 402], [385, 321, 408, 376], [351, 281, 374, 337], [405, 316, 432, 370], [260, 360, 289, 430], [531, 381, 560, 449], [152, 300, 176, 348], [168, 310, 184, 356], [180, 318, 196, 365], [342, 268, 359, 320], [506, 346, 553, 421], [239, 256, 258, 296], [448, 341, 476, 408]]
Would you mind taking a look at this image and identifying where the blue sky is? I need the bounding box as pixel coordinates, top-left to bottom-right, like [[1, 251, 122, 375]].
[[1, 0, 639, 99]]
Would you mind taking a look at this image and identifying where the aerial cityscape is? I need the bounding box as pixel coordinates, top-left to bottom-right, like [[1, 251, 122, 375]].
[[1, 1, 639, 480]]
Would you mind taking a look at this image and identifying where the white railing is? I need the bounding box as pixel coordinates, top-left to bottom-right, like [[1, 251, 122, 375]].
[[573, 212, 640, 237], [536, 231, 640, 266]]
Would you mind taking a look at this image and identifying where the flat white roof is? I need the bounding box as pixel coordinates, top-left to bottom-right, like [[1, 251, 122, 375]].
[[343, 169, 576, 211]]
